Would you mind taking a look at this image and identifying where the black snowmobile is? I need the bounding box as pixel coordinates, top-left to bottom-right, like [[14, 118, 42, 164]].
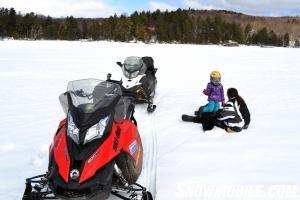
[[108, 56, 157, 113]]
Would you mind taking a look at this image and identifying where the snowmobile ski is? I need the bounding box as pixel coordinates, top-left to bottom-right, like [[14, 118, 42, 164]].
[[23, 174, 153, 200]]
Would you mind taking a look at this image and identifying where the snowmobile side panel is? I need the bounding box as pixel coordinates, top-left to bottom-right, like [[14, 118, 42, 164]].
[[116, 121, 143, 184], [122, 121, 143, 168], [58, 118, 67, 129], [49, 118, 67, 159], [80, 122, 124, 183], [53, 126, 70, 183], [79, 119, 141, 184]]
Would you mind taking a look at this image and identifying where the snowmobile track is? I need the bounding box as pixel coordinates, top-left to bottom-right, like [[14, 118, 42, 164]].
[[141, 90, 169, 200]]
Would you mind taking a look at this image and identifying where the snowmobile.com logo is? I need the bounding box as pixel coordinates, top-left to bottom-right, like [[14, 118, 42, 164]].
[[175, 184, 300, 199]]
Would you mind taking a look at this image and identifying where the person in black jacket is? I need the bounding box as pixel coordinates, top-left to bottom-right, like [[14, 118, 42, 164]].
[[182, 88, 251, 133], [215, 88, 251, 132]]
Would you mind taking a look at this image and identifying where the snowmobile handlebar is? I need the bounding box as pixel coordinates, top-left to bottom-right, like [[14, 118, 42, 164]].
[[116, 61, 122, 67]]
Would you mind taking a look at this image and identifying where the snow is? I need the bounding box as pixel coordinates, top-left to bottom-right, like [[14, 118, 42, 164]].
[[0, 40, 300, 200]]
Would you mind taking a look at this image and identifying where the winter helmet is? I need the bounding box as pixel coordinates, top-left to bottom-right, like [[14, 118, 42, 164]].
[[210, 71, 221, 85]]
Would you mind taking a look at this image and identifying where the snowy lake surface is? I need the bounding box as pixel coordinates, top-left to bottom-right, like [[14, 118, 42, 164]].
[[0, 40, 300, 200]]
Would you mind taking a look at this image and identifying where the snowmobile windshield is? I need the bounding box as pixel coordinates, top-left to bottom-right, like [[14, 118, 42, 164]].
[[63, 79, 122, 114], [123, 69, 140, 79], [124, 63, 142, 73], [123, 56, 143, 79]]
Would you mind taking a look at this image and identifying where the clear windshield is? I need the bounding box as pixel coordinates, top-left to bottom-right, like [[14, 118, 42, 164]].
[[124, 56, 143, 72], [60, 79, 122, 114], [124, 63, 142, 73], [122, 56, 143, 79], [122, 69, 140, 79]]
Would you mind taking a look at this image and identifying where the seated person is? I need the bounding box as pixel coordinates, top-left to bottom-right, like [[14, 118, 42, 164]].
[[182, 88, 251, 133]]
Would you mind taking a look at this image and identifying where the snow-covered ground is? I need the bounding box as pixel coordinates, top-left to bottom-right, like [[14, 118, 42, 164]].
[[0, 40, 300, 200]]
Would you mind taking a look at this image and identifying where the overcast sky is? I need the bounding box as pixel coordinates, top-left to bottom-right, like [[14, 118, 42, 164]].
[[0, 0, 299, 17]]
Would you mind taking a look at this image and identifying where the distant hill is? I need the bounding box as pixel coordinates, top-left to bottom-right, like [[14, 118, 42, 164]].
[[1, 7, 299, 46], [188, 10, 300, 40]]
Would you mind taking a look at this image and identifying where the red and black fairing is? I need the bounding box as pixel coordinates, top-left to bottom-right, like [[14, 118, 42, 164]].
[[46, 81, 143, 199], [48, 119, 143, 199]]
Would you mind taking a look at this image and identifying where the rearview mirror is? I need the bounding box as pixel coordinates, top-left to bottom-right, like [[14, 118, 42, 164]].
[[107, 73, 112, 80], [116, 62, 122, 67]]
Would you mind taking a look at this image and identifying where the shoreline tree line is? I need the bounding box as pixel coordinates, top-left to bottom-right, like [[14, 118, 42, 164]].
[[0, 7, 295, 47]]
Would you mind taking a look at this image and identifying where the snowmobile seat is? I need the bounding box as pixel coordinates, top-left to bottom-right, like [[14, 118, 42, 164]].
[[142, 56, 156, 76]]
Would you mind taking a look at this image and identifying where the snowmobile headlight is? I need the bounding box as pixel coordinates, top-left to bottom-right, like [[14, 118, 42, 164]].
[[84, 116, 110, 145], [67, 113, 79, 144]]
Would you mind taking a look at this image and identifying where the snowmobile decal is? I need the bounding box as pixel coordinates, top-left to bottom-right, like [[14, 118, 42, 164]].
[[87, 149, 99, 164], [113, 126, 121, 151], [129, 140, 138, 155]]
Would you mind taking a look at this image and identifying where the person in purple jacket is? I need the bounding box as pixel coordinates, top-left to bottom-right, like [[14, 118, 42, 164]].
[[202, 71, 225, 112]]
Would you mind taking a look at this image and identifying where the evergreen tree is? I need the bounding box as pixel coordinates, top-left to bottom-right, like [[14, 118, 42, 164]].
[[201, 17, 211, 43], [21, 12, 36, 38], [295, 39, 300, 48], [156, 11, 168, 42], [268, 30, 278, 46], [0, 8, 9, 37], [113, 15, 133, 41], [89, 22, 101, 40], [231, 22, 243, 43], [82, 20, 88, 39], [283, 33, 290, 47], [244, 23, 252, 44], [195, 17, 204, 44], [42, 16, 58, 39], [254, 27, 268, 45], [100, 15, 118, 40], [0, 6, 293, 45], [59, 16, 81, 40], [210, 16, 222, 44], [7, 8, 17, 36], [134, 23, 146, 41]]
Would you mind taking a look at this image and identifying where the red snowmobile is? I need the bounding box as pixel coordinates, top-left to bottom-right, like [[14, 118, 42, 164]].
[[23, 79, 153, 200]]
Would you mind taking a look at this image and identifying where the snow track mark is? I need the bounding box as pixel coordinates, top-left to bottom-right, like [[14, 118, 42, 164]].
[[139, 90, 169, 199]]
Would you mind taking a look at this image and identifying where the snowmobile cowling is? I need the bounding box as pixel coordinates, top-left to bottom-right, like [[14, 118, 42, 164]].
[[23, 79, 152, 200]]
